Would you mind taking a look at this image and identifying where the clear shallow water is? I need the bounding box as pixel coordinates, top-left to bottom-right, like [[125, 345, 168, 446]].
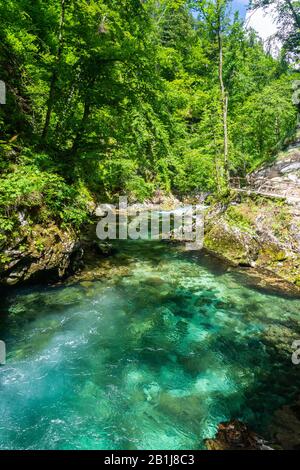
[[1, 240, 300, 450]]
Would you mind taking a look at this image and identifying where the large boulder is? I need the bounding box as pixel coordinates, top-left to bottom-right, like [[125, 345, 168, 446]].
[[204, 196, 300, 288], [0, 223, 82, 286]]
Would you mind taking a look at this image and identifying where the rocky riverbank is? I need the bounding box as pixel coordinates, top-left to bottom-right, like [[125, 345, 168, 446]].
[[205, 397, 300, 450], [204, 194, 300, 290], [204, 135, 300, 290], [204, 419, 273, 450], [0, 190, 182, 287], [1, 173, 300, 295], [2, 196, 300, 294], [0, 222, 82, 286]]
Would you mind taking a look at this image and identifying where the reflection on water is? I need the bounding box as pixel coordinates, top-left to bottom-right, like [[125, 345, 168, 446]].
[[0, 240, 300, 450]]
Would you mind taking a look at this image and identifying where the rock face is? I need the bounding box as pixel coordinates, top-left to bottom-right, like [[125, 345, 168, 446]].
[[204, 196, 300, 289], [94, 190, 182, 217], [204, 135, 300, 289], [269, 396, 300, 450], [205, 420, 272, 450], [0, 223, 82, 286], [251, 132, 300, 201], [149, 189, 181, 208]]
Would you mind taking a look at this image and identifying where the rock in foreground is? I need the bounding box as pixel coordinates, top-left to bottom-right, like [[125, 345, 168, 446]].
[[205, 419, 272, 450]]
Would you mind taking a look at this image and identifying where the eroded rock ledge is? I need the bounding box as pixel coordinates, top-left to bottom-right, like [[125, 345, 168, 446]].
[[204, 194, 300, 290], [0, 223, 82, 286]]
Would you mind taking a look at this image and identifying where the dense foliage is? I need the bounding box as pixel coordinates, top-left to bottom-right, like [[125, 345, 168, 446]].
[[0, 0, 299, 234]]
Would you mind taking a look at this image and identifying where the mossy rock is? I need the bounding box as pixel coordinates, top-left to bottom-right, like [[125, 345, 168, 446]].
[[204, 221, 258, 266], [258, 245, 288, 263], [0, 223, 80, 286], [225, 205, 254, 232], [295, 277, 300, 288]]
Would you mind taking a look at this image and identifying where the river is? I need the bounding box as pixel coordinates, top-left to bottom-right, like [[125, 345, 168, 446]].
[[0, 239, 300, 449]]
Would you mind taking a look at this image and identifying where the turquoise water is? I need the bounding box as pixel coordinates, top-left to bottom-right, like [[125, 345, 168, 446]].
[[1, 240, 300, 450]]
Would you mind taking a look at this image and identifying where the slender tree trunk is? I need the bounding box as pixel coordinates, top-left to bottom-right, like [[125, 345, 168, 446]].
[[54, 80, 76, 138], [71, 100, 91, 154], [210, 113, 221, 193], [70, 71, 98, 154], [217, 1, 229, 189], [285, 0, 300, 28], [42, 0, 66, 140]]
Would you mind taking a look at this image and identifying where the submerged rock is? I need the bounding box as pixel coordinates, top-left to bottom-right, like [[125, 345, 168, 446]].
[[143, 382, 161, 403], [92, 241, 116, 257], [205, 419, 272, 450], [143, 276, 165, 287]]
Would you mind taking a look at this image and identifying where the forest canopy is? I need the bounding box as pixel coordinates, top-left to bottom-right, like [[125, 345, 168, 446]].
[[0, 0, 299, 232]]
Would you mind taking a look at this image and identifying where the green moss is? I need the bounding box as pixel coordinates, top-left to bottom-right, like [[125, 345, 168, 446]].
[[0, 254, 12, 265], [34, 239, 45, 253], [271, 209, 292, 238], [295, 278, 300, 288], [225, 205, 254, 232], [259, 246, 288, 263], [204, 224, 252, 265]]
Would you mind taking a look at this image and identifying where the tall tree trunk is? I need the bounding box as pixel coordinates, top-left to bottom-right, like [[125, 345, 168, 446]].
[[285, 0, 300, 28], [217, 1, 229, 189], [210, 113, 222, 193], [71, 72, 97, 154], [42, 0, 66, 141], [54, 80, 76, 138], [71, 100, 91, 154]]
